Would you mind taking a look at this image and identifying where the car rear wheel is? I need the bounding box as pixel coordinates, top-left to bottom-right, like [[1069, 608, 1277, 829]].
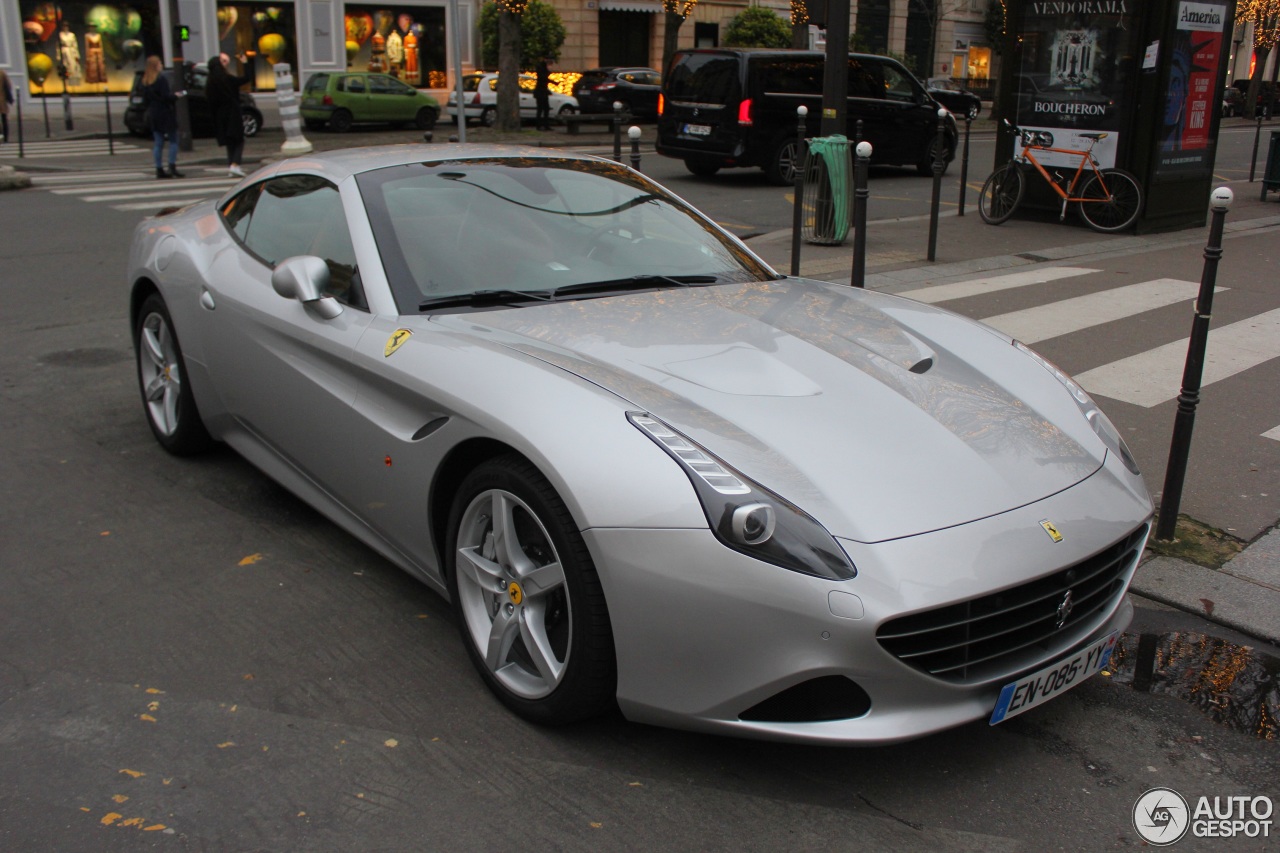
[[446, 454, 616, 725], [685, 157, 721, 177], [916, 135, 952, 176], [480, 106, 497, 127], [765, 137, 802, 186], [415, 106, 439, 130], [242, 109, 262, 138], [329, 108, 354, 133], [557, 104, 577, 119], [134, 293, 213, 456]]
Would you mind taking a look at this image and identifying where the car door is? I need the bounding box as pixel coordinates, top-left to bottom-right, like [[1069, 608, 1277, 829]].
[[200, 174, 374, 488], [367, 74, 408, 120], [517, 75, 537, 118], [341, 74, 371, 119]]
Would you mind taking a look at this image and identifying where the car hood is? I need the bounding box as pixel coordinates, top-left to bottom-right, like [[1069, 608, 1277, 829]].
[[431, 279, 1104, 542]]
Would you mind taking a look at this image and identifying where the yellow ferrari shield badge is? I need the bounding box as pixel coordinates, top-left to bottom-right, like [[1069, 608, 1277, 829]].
[[508, 582, 524, 605], [384, 329, 412, 357], [1040, 520, 1063, 543]]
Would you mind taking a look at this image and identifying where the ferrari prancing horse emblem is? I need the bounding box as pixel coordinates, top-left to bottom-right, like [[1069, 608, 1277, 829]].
[[384, 329, 412, 357], [1040, 520, 1063, 543]]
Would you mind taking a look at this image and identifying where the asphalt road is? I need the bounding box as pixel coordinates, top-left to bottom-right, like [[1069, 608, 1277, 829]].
[[1, 145, 1278, 851]]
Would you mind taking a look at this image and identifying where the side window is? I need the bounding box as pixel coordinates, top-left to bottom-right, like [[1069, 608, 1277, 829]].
[[237, 175, 363, 307], [345, 76, 366, 94], [882, 65, 917, 102], [369, 75, 399, 94], [221, 183, 264, 242], [518, 76, 537, 93], [848, 59, 880, 99], [757, 58, 822, 95], [304, 74, 328, 94]]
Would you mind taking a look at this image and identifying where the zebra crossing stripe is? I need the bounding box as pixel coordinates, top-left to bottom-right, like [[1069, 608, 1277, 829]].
[[903, 267, 1099, 304], [114, 199, 211, 211], [30, 171, 151, 184], [981, 279, 1225, 344], [82, 185, 235, 202], [1264, 426, 1280, 441], [1075, 307, 1280, 407]]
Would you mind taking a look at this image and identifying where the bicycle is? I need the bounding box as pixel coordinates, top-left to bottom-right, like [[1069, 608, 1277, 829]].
[[978, 121, 1143, 233]]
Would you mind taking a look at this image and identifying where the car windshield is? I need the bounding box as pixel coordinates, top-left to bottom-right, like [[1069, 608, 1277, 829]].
[[357, 157, 773, 313]]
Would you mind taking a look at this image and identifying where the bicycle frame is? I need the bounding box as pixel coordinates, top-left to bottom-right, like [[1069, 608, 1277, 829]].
[[1015, 135, 1113, 221]]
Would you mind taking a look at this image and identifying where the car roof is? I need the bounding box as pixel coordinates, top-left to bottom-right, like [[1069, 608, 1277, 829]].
[[254, 144, 605, 184]]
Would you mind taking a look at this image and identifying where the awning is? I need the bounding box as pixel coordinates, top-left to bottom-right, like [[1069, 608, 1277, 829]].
[[599, 0, 665, 12]]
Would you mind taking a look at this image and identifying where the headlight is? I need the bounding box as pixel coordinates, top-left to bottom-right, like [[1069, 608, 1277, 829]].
[[629, 413, 856, 580], [1014, 341, 1140, 475]]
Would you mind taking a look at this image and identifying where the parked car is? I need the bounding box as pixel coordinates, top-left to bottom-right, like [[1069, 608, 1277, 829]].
[[125, 63, 263, 139], [300, 71, 439, 132], [1222, 86, 1244, 117], [656, 48, 958, 184], [128, 145, 1152, 745], [444, 72, 579, 126], [926, 77, 982, 119], [573, 67, 662, 117]]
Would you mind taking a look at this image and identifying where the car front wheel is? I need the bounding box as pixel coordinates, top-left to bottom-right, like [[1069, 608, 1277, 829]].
[[242, 109, 263, 137], [446, 454, 616, 725], [480, 106, 497, 127], [134, 293, 212, 456], [765, 137, 803, 186]]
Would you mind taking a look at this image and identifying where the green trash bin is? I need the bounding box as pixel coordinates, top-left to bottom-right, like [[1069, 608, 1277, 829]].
[[1262, 130, 1280, 201], [802, 135, 853, 245]]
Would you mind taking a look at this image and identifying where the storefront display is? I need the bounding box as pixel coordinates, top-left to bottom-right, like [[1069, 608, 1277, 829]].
[[216, 3, 297, 90], [344, 4, 445, 88], [20, 0, 161, 94]]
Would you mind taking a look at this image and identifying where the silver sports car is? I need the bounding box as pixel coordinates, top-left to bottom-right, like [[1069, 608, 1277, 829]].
[[129, 145, 1153, 744]]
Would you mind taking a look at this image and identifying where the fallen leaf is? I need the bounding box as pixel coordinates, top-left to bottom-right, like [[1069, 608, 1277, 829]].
[[147, 701, 160, 712], [1200, 598, 1215, 616], [145, 688, 164, 695], [119, 769, 144, 779], [217, 741, 236, 749], [243, 674, 254, 681], [384, 738, 398, 748], [121, 817, 145, 828], [139, 714, 157, 723], [100, 531, 110, 537], [590, 822, 603, 829], [101, 812, 122, 826], [143, 824, 166, 832], [239, 553, 264, 566], [112, 795, 129, 804]]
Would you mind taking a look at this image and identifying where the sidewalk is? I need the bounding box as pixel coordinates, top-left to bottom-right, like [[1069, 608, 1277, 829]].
[[5, 102, 1279, 649]]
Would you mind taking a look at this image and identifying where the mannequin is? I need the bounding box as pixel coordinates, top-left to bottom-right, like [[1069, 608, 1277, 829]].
[[58, 22, 83, 86], [403, 30, 418, 84], [83, 24, 106, 84], [369, 32, 385, 72], [386, 30, 403, 78]]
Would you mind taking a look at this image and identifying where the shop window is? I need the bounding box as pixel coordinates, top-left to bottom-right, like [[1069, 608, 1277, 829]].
[[344, 6, 446, 89], [20, 1, 162, 95]]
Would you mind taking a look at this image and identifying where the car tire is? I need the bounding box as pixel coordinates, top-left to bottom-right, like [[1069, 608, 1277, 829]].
[[685, 157, 722, 177], [242, 109, 262, 138], [765, 137, 802, 186], [916, 135, 952, 176], [134, 293, 213, 456], [967, 103, 980, 120], [329, 109, 354, 133], [446, 454, 616, 725], [558, 104, 578, 120], [480, 106, 497, 128], [415, 106, 439, 130]]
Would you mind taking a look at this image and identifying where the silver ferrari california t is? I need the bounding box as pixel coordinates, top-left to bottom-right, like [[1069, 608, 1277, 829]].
[[128, 145, 1153, 744]]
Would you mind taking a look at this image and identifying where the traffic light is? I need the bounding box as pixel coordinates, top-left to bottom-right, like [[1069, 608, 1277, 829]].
[[173, 24, 190, 42]]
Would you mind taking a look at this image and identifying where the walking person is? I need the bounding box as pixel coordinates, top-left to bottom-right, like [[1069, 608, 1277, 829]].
[[206, 52, 252, 177], [0, 66, 12, 145], [534, 57, 551, 130], [141, 56, 183, 179]]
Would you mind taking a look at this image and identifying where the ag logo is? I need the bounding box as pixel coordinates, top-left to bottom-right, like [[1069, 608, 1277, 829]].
[[1133, 787, 1190, 846], [1040, 519, 1063, 543], [384, 329, 412, 357]]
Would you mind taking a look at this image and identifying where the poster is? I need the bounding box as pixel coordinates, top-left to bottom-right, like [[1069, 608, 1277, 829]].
[[1013, 2, 1133, 169], [1155, 1, 1227, 177]]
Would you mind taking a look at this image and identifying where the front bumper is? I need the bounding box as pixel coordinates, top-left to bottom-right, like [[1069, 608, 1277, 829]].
[[586, 467, 1149, 745]]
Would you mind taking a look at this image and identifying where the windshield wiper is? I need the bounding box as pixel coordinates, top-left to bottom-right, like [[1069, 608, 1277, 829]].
[[419, 288, 554, 311], [549, 274, 720, 300]]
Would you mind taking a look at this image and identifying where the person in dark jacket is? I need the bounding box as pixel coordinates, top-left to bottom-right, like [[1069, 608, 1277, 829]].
[[141, 55, 183, 179], [206, 52, 252, 177]]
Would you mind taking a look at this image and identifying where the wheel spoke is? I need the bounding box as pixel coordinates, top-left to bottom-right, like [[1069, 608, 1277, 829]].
[[518, 604, 564, 685], [485, 605, 519, 671], [141, 324, 167, 369], [144, 373, 167, 402], [161, 385, 179, 433], [521, 560, 565, 596], [492, 493, 535, 577], [456, 544, 508, 595]]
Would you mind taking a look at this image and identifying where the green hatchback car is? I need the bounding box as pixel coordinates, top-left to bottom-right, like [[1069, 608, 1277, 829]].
[[301, 72, 440, 132]]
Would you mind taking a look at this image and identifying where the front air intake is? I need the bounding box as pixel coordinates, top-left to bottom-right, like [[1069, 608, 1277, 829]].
[[740, 676, 871, 722]]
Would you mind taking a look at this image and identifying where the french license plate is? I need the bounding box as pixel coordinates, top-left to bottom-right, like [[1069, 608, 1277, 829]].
[[683, 123, 711, 136], [989, 631, 1118, 725]]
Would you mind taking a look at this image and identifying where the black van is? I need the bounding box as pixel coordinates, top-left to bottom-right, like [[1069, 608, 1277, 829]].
[[657, 48, 957, 184]]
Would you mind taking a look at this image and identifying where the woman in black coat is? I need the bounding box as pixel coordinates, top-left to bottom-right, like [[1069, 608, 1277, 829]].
[[206, 52, 252, 177], [141, 55, 183, 179]]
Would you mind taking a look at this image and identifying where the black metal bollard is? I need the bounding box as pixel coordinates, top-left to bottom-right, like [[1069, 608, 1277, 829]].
[[850, 140, 871, 289], [958, 114, 972, 216], [927, 108, 946, 262], [612, 101, 624, 162], [41, 89, 51, 139], [854, 118, 863, 144], [16, 92, 24, 158], [104, 86, 114, 155], [1250, 115, 1263, 182], [790, 105, 809, 276], [1155, 187, 1234, 542], [628, 126, 642, 172]]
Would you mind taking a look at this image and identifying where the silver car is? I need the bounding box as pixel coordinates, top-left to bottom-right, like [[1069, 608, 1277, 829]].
[[128, 146, 1152, 744]]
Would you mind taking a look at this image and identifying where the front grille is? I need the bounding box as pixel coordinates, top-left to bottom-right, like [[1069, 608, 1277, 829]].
[[876, 524, 1148, 684]]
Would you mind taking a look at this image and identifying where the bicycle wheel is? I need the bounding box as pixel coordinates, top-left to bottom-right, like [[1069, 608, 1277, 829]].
[[1077, 168, 1142, 232], [978, 163, 1025, 225]]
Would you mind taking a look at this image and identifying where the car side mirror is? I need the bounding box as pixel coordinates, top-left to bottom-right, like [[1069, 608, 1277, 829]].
[[271, 255, 343, 319]]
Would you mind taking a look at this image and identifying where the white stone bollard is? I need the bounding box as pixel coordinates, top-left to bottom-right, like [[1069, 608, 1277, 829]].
[[274, 63, 313, 156]]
